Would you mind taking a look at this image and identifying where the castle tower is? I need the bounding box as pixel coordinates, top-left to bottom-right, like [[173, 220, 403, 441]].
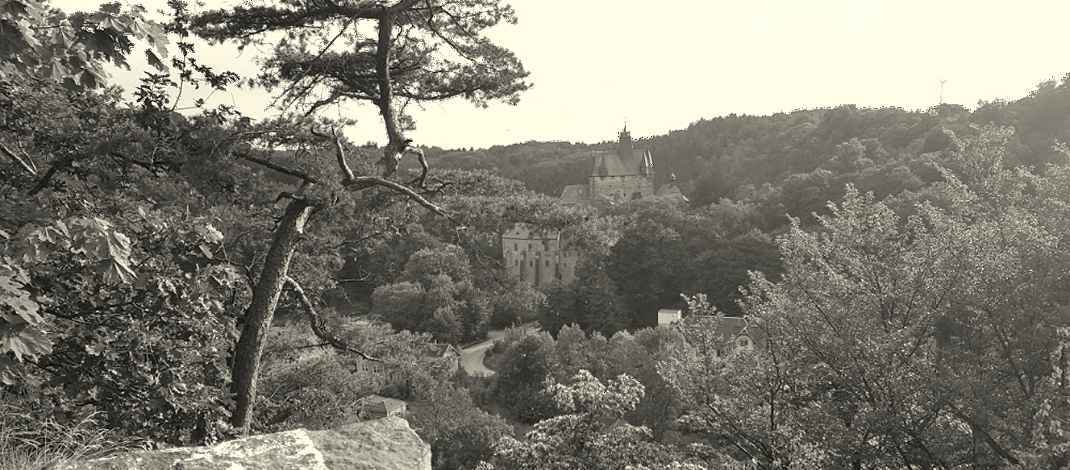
[[617, 125, 635, 162]]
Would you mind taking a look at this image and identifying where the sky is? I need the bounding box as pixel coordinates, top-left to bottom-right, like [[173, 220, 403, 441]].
[[53, 0, 1070, 149]]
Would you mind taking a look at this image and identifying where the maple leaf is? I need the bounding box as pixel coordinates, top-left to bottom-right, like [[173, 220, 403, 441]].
[[0, 322, 50, 361], [0, 262, 41, 324]]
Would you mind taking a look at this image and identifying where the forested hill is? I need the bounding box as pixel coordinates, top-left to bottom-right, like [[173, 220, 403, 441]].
[[420, 75, 1070, 205], [410, 141, 599, 195]]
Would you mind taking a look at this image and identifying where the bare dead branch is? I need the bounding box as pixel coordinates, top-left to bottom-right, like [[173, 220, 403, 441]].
[[406, 147, 429, 187], [344, 175, 452, 220], [283, 275, 381, 362], [1, 142, 38, 176], [311, 126, 355, 181], [238, 153, 321, 185]]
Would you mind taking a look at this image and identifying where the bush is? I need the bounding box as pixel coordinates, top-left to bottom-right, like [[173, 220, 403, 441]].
[[0, 403, 142, 470]]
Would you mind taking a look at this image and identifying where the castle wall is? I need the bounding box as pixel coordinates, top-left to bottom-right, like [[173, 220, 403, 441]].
[[588, 175, 656, 201], [503, 223, 574, 288]]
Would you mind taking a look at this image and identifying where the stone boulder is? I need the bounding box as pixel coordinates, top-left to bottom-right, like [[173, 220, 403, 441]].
[[53, 416, 431, 470]]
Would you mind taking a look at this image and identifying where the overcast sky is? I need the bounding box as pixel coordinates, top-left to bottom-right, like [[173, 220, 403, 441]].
[[54, 0, 1070, 149]]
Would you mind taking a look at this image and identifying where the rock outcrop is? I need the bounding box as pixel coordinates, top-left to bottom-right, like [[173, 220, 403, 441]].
[[54, 416, 431, 470]]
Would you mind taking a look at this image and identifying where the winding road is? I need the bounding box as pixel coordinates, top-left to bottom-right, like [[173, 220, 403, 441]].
[[460, 339, 498, 377], [459, 325, 536, 377]]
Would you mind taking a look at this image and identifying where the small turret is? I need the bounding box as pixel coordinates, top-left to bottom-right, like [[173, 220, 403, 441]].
[[640, 150, 654, 177], [617, 125, 634, 162]]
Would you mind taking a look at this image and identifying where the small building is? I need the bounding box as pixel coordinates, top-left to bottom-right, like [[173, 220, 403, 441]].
[[429, 343, 461, 374], [356, 394, 407, 420], [657, 308, 684, 326], [685, 315, 761, 357], [711, 316, 759, 355], [502, 223, 579, 288]]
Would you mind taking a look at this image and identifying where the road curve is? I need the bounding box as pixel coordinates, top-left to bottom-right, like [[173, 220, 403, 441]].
[[460, 339, 497, 377], [459, 325, 537, 377]]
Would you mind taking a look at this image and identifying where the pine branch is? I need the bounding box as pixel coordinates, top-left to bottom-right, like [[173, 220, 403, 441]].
[[283, 276, 381, 362]]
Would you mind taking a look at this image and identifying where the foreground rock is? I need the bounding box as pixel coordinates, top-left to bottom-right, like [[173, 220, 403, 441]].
[[54, 416, 431, 470]]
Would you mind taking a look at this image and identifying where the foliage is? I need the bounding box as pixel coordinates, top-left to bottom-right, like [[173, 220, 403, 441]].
[[483, 370, 709, 470], [370, 244, 489, 343], [0, 0, 168, 88], [3, 208, 238, 444], [410, 382, 514, 470], [0, 404, 141, 470], [194, 0, 529, 112], [662, 129, 1070, 468], [489, 282, 545, 328], [257, 320, 454, 431], [492, 332, 558, 424], [541, 260, 629, 336]]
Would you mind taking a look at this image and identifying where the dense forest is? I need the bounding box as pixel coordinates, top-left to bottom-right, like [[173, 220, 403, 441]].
[[426, 84, 1070, 213], [1, 1, 1069, 470]]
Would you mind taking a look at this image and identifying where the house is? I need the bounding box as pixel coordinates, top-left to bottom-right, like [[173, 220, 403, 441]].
[[356, 394, 407, 420], [712, 316, 757, 353], [687, 314, 761, 357], [429, 343, 461, 374], [657, 308, 684, 326]]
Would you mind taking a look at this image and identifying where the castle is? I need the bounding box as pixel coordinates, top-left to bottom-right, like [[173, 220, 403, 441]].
[[504, 127, 686, 288], [502, 223, 579, 287], [559, 126, 686, 204]]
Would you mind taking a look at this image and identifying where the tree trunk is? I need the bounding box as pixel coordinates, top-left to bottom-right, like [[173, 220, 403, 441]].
[[230, 199, 314, 433]]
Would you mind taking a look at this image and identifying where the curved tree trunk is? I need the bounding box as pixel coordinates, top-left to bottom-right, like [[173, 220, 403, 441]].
[[230, 199, 313, 433]]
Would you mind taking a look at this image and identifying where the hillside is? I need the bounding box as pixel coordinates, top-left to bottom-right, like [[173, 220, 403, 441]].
[[418, 75, 1070, 208]]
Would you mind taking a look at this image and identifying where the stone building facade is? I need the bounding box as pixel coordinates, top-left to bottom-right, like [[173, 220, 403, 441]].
[[502, 223, 578, 288]]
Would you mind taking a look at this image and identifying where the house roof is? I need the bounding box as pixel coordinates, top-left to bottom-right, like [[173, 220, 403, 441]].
[[429, 343, 460, 358], [655, 184, 689, 203], [690, 315, 764, 347], [357, 395, 406, 414], [560, 184, 587, 203]]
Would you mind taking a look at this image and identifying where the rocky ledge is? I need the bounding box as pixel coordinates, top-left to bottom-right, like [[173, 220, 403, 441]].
[[53, 416, 431, 470]]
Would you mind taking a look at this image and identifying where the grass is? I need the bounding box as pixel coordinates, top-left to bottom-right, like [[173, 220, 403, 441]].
[[0, 405, 142, 470]]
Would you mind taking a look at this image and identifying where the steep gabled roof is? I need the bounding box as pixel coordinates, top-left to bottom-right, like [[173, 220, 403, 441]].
[[655, 183, 689, 203], [560, 184, 587, 202], [590, 151, 631, 177]]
